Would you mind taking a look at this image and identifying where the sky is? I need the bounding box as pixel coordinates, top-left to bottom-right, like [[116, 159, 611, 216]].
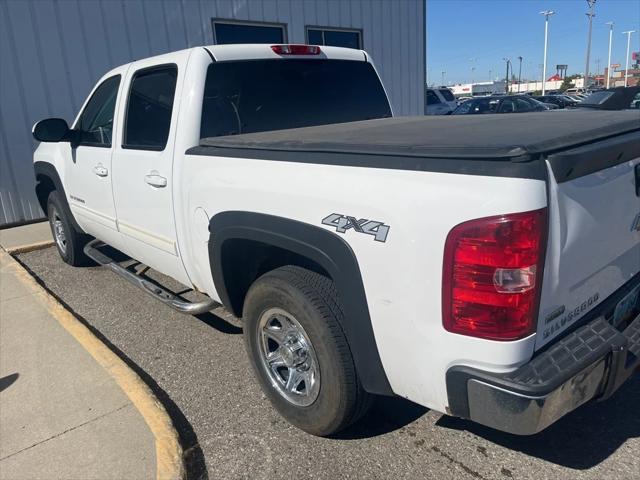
[[426, 0, 640, 86]]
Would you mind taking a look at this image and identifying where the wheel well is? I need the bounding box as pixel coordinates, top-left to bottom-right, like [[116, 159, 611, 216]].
[[35, 174, 56, 213], [220, 238, 330, 317]]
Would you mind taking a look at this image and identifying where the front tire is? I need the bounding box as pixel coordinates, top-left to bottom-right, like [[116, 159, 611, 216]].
[[243, 266, 371, 436], [47, 190, 92, 266]]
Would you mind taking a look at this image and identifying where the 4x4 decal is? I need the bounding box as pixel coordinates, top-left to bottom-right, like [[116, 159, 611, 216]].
[[321, 213, 390, 243]]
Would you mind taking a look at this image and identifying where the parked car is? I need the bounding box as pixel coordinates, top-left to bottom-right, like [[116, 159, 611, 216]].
[[451, 95, 551, 114], [426, 87, 457, 115], [565, 87, 586, 95], [32, 44, 640, 438], [577, 86, 640, 110], [533, 95, 579, 109]]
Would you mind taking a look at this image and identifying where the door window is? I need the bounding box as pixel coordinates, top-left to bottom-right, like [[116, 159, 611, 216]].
[[123, 65, 177, 151], [76, 75, 121, 147]]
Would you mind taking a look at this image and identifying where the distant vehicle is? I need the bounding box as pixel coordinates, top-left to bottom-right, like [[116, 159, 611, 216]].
[[425, 87, 457, 115], [451, 95, 551, 114], [533, 95, 579, 109], [577, 86, 640, 110], [565, 87, 586, 95], [456, 96, 473, 104]]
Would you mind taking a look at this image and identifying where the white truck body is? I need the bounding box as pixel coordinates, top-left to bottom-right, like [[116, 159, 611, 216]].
[[33, 45, 640, 436]]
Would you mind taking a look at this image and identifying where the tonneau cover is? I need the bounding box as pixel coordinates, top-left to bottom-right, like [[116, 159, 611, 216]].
[[198, 110, 640, 160]]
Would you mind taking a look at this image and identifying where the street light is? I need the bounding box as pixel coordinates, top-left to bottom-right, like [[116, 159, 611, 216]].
[[540, 10, 555, 95], [503, 58, 512, 94], [605, 21, 614, 88], [584, 0, 596, 87], [441, 70, 446, 86], [622, 30, 637, 87], [517, 56, 523, 93]]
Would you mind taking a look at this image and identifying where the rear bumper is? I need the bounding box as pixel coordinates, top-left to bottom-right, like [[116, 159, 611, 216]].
[[446, 281, 640, 435]]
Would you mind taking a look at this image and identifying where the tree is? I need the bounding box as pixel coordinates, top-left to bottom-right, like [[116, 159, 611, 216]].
[[560, 74, 581, 91]]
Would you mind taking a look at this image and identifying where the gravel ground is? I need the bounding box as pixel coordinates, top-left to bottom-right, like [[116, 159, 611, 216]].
[[17, 246, 640, 480]]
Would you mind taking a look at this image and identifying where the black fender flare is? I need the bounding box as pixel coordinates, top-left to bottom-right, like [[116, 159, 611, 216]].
[[33, 161, 83, 232], [208, 211, 393, 396]]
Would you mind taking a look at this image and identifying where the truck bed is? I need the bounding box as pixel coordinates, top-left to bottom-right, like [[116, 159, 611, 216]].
[[189, 110, 640, 180]]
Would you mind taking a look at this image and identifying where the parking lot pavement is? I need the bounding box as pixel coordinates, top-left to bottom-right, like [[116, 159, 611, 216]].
[[17, 246, 640, 480]]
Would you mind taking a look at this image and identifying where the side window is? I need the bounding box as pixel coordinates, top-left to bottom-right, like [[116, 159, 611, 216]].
[[76, 75, 121, 147], [426, 90, 441, 105], [123, 65, 177, 151]]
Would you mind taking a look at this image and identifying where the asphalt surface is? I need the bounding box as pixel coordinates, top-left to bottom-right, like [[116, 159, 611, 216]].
[[17, 246, 640, 480]]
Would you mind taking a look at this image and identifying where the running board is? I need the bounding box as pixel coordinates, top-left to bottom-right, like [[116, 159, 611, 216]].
[[83, 239, 218, 315]]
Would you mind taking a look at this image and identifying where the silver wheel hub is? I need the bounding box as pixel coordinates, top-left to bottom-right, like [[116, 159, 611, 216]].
[[258, 308, 320, 407], [51, 208, 67, 254]]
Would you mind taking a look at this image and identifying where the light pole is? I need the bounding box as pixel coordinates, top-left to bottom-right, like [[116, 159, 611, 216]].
[[584, 0, 596, 87], [605, 21, 614, 88], [441, 70, 446, 86], [540, 10, 555, 95], [503, 58, 511, 94], [517, 56, 523, 93], [489, 69, 492, 82], [622, 30, 637, 87]]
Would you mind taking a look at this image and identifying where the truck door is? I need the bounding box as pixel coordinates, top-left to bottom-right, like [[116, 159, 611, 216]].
[[111, 52, 191, 285], [66, 70, 127, 250]]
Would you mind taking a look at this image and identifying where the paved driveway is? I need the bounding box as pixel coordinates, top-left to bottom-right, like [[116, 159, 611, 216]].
[[17, 247, 640, 480]]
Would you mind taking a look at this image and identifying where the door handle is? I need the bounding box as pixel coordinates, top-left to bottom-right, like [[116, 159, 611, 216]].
[[144, 171, 167, 188], [93, 164, 108, 177]]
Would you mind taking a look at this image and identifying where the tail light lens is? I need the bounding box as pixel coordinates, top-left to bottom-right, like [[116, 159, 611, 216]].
[[271, 44, 321, 55], [442, 208, 547, 341]]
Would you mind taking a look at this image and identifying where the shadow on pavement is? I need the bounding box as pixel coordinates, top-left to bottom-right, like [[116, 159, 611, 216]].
[[436, 375, 640, 469], [335, 396, 429, 440], [0, 373, 19, 393]]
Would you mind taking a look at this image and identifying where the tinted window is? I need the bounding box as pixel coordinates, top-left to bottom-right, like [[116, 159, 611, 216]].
[[425, 90, 441, 105], [124, 66, 177, 150], [214, 21, 284, 44], [77, 75, 121, 147], [452, 98, 498, 114], [439, 89, 455, 102], [307, 28, 361, 49], [200, 60, 391, 139]]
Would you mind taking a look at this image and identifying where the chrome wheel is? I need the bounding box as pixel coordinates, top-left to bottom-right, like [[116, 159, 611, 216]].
[[51, 207, 67, 255], [257, 307, 320, 406]]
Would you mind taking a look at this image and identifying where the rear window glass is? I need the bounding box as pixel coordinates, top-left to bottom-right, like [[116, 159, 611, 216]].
[[439, 89, 455, 101], [200, 59, 391, 139], [582, 91, 615, 105]]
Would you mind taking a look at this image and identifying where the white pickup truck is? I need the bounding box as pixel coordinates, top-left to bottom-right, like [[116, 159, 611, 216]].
[[33, 44, 640, 437]]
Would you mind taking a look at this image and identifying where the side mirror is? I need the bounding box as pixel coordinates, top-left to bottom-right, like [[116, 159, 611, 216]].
[[32, 118, 70, 143]]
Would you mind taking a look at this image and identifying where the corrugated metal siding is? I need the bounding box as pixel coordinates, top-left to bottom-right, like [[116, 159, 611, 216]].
[[0, 0, 425, 226]]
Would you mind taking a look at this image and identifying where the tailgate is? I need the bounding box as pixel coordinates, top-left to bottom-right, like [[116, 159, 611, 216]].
[[536, 132, 640, 349]]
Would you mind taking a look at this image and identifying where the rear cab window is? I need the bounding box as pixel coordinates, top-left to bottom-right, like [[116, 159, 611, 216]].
[[199, 59, 391, 139]]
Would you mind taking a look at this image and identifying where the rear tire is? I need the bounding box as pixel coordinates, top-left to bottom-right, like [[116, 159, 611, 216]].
[[47, 190, 92, 266], [243, 265, 372, 436]]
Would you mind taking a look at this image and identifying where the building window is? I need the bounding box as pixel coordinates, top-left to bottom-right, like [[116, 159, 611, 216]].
[[306, 27, 362, 49], [212, 19, 287, 45]]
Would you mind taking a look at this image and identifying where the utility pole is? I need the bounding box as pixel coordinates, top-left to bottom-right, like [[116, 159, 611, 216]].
[[605, 22, 614, 88], [503, 58, 511, 94], [584, 0, 596, 88], [622, 30, 637, 87], [517, 56, 523, 93], [540, 10, 555, 95]]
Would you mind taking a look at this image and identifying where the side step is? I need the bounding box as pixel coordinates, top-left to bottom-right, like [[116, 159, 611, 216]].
[[83, 239, 218, 315]]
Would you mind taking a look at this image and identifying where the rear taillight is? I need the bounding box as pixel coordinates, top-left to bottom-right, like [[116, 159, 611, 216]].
[[442, 208, 547, 341], [270, 44, 321, 55]]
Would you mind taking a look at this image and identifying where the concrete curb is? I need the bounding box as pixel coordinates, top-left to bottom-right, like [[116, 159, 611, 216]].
[[2, 248, 186, 480], [4, 240, 55, 255]]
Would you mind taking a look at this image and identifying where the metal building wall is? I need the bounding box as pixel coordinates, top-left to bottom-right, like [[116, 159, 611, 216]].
[[0, 0, 425, 226]]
